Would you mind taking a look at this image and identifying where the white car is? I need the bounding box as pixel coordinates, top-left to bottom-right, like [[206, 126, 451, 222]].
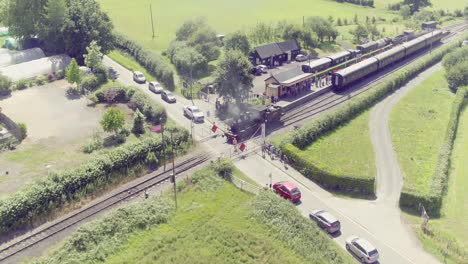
[[346, 236, 379, 263], [257, 65, 268, 73], [183, 105, 204, 122], [161, 90, 176, 103], [149, 81, 163, 93], [295, 54, 308, 62], [462, 40, 468, 46], [133, 71, 146, 83]]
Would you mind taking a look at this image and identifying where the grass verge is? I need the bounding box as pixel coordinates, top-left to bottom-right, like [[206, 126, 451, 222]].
[[390, 69, 454, 194]]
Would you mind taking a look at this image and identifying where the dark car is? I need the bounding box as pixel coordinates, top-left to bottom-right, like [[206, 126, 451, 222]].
[[273, 181, 301, 203], [251, 67, 262, 76], [309, 209, 341, 233]]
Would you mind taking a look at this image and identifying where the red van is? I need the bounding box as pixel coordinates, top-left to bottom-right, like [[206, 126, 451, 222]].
[[273, 181, 301, 203]]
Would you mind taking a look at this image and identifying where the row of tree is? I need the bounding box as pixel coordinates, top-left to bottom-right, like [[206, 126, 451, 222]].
[[349, 22, 381, 43], [443, 46, 468, 91], [0, 0, 114, 63], [333, 0, 374, 8]]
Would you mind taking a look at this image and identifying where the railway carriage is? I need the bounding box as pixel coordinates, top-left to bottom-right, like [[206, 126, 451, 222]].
[[357, 41, 378, 54], [402, 36, 427, 56], [374, 46, 405, 69], [332, 58, 379, 90], [301, 57, 332, 73], [326, 50, 352, 66]]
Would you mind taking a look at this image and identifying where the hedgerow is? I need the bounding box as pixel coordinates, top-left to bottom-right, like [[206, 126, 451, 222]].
[[250, 191, 353, 264], [114, 33, 175, 90], [282, 143, 374, 194], [399, 88, 466, 216], [30, 197, 174, 264], [0, 130, 189, 234], [283, 34, 467, 149]]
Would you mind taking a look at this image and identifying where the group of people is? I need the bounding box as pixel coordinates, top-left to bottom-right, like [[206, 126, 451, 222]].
[[263, 143, 289, 167]]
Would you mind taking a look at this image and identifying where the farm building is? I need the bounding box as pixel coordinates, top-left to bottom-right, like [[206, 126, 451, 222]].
[[0, 55, 71, 81], [251, 40, 301, 67], [0, 47, 45, 68], [264, 67, 312, 98]]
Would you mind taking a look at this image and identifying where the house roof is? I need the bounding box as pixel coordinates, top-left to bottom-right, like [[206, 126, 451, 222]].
[[277, 40, 300, 53], [266, 67, 312, 85], [254, 43, 284, 59]]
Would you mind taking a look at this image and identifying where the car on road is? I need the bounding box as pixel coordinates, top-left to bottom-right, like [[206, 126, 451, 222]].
[[309, 209, 341, 233], [183, 105, 204, 122], [272, 181, 301, 203], [149, 81, 163, 93], [462, 40, 468, 46], [345, 236, 379, 263], [133, 71, 146, 83], [295, 54, 308, 62], [161, 90, 176, 103], [251, 67, 262, 76], [108, 67, 119, 79], [257, 64, 268, 73]]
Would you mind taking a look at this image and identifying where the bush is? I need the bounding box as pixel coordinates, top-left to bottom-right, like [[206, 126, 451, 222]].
[[0, 130, 190, 234], [35, 75, 47, 85], [17, 122, 27, 139], [55, 70, 66, 80], [399, 88, 466, 216], [0, 74, 12, 96], [16, 79, 28, 90], [114, 34, 175, 90], [81, 75, 100, 91]]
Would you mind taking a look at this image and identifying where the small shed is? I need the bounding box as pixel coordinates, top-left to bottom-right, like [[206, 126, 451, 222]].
[[265, 67, 312, 98], [2, 38, 18, 50], [0, 47, 45, 67], [422, 21, 437, 31], [0, 54, 71, 81]]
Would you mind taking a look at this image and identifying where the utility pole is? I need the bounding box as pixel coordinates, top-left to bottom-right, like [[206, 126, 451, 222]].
[[430, 28, 434, 54], [190, 52, 194, 101], [302, 16, 305, 27], [150, 4, 155, 39], [161, 118, 166, 170], [170, 130, 177, 210]]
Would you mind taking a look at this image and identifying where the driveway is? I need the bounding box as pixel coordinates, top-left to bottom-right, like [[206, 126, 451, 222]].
[[103, 55, 442, 263]]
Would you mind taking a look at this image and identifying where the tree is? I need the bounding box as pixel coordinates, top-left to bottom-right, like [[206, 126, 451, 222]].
[[167, 41, 188, 62], [403, 0, 432, 14], [2, 0, 48, 38], [400, 5, 412, 19], [353, 14, 359, 24], [367, 24, 380, 40], [445, 61, 468, 91], [62, 0, 115, 63], [337, 18, 342, 26], [188, 26, 220, 61], [40, 0, 68, 52], [100, 107, 126, 136], [372, 16, 376, 24], [132, 109, 145, 135], [65, 58, 82, 87], [305, 16, 338, 43], [176, 17, 206, 41], [344, 18, 348, 25], [350, 24, 368, 42], [172, 47, 208, 78], [224, 31, 251, 55], [214, 50, 253, 106], [84, 41, 103, 70], [328, 16, 334, 25], [443, 46, 468, 69]]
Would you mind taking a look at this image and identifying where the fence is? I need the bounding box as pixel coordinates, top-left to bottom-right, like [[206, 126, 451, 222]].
[[224, 172, 263, 195]]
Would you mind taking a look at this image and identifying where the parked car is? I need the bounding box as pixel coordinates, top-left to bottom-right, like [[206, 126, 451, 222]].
[[79, 66, 92, 75], [108, 67, 119, 79], [257, 64, 268, 73], [462, 40, 468, 46], [161, 90, 176, 103], [183, 105, 204, 122], [149, 81, 163, 93], [309, 209, 341, 233], [345, 236, 379, 263], [251, 67, 262, 76], [295, 54, 308, 62], [272, 181, 301, 203], [133, 71, 146, 83]]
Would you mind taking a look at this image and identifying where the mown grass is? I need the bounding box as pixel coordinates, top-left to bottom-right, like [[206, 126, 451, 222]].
[[390, 69, 454, 194], [404, 102, 468, 264], [107, 50, 158, 82], [276, 110, 375, 180]]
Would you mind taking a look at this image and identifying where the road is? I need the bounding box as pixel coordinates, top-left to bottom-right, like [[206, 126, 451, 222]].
[[103, 55, 442, 263]]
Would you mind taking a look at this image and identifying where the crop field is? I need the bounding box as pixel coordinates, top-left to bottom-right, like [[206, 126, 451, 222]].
[[33, 163, 352, 264], [390, 70, 454, 194]]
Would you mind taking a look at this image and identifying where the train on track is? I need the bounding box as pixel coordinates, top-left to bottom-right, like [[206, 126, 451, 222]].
[[332, 30, 444, 90]]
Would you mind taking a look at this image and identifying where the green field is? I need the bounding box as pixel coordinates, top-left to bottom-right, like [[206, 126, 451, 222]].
[[276, 110, 375, 180], [390, 69, 454, 194], [32, 162, 351, 264], [404, 103, 468, 264]]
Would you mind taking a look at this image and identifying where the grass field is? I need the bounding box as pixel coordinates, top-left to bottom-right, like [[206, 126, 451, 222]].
[[403, 103, 468, 264], [390, 69, 454, 194], [32, 162, 351, 264], [276, 110, 375, 180]]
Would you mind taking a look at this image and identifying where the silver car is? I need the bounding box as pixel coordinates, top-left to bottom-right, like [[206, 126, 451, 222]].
[[133, 71, 146, 83], [161, 90, 176, 103], [346, 236, 379, 263], [183, 105, 204, 122], [149, 81, 163, 93], [309, 209, 340, 233]]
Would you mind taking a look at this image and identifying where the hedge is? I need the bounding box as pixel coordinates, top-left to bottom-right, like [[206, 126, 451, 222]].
[[282, 143, 375, 194], [284, 34, 468, 150], [0, 130, 189, 234], [114, 33, 175, 90], [399, 88, 466, 216]]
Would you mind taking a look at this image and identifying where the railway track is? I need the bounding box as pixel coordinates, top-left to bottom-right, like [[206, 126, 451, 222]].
[[272, 22, 467, 131], [0, 151, 213, 262]]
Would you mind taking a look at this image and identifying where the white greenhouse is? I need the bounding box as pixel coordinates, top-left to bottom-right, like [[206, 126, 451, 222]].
[[0, 47, 45, 68], [0, 55, 71, 81]]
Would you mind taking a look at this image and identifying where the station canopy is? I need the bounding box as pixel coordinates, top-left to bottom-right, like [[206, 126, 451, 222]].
[[0, 54, 71, 81], [0, 47, 45, 67]]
